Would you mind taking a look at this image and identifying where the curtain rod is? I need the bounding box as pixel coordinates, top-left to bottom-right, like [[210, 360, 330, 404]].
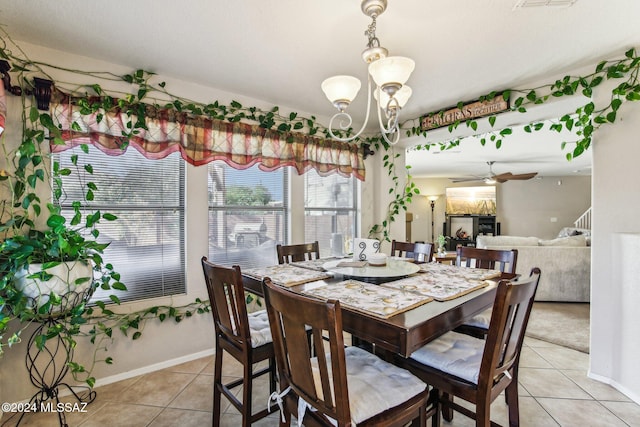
[[0, 59, 53, 110]]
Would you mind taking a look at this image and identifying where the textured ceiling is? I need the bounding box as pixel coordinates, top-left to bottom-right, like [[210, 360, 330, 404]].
[[1, 0, 637, 178]]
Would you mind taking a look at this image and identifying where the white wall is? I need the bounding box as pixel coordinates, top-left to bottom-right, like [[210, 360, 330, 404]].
[[494, 176, 591, 239], [361, 147, 408, 253], [589, 81, 640, 403], [410, 176, 591, 242], [407, 179, 449, 244]]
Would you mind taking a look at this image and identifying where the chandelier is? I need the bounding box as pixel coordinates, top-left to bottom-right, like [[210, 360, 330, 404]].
[[321, 0, 415, 145]]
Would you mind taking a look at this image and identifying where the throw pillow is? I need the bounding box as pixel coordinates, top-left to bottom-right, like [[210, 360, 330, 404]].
[[557, 227, 591, 238], [539, 235, 588, 247]]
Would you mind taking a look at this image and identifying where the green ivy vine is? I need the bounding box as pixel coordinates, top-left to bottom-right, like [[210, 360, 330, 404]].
[[367, 153, 420, 242], [406, 48, 640, 163], [2, 27, 640, 386]]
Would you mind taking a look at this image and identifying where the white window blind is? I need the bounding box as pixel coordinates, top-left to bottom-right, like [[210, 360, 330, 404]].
[[54, 147, 186, 303], [304, 170, 358, 257], [207, 162, 288, 268]]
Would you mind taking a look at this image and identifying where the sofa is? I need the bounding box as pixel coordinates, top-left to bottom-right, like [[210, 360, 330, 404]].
[[475, 230, 590, 302]]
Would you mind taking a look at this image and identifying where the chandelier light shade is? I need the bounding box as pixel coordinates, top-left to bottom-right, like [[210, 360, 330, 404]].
[[321, 76, 362, 112], [374, 85, 413, 109], [368, 56, 415, 93], [321, 0, 415, 145]]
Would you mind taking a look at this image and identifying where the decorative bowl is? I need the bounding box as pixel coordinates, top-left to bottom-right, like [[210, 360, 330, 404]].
[[368, 253, 387, 266]]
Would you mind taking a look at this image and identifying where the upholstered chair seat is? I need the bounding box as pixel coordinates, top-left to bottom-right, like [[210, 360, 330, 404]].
[[463, 308, 493, 330], [247, 310, 273, 347], [409, 331, 485, 384], [310, 346, 427, 425]]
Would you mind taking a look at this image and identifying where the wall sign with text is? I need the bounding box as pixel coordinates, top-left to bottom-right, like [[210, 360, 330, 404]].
[[420, 95, 509, 132]]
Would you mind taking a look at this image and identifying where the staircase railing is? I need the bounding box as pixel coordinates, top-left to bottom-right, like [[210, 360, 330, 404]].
[[574, 207, 592, 229]]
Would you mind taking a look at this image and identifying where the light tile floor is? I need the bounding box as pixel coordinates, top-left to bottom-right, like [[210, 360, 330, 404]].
[[3, 337, 640, 427]]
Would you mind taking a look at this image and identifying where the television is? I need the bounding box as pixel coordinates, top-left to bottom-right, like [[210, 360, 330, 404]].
[[445, 186, 496, 215]]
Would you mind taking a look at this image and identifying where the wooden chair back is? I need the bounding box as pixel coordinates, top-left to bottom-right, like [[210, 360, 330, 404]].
[[391, 240, 416, 258], [480, 268, 541, 395], [391, 240, 434, 263], [263, 277, 352, 425], [403, 268, 541, 426], [263, 278, 437, 427], [277, 241, 320, 264], [456, 246, 518, 273], [201, 256, 276, 425], [201, 257, 251, 350]]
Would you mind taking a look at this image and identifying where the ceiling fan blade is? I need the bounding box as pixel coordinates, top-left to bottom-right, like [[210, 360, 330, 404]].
[[449, 176, 485, 183], [506, 172, 538, 180], [495, 172, 538, 183]]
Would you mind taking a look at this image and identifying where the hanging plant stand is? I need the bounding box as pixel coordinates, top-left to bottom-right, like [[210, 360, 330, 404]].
[[5, 262, 97, 427]]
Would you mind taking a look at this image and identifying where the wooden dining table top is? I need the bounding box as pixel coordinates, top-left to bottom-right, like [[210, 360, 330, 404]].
[[242, 261, 510, 358]]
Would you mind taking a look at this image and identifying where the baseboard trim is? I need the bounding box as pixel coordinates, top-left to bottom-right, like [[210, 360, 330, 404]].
[[0, 348, 216, 414], [91, 349, 216, 389], [588, 370, 640, 405]]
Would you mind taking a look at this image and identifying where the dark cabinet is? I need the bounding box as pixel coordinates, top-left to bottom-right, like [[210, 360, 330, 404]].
[[443, 215, 498, 251]]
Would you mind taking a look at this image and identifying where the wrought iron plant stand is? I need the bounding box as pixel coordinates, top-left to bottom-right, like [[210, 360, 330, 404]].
[[7, 288, 97, 427]]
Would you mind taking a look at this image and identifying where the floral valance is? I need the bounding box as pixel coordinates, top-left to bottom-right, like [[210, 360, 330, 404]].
[[49, 102, 366, 181]]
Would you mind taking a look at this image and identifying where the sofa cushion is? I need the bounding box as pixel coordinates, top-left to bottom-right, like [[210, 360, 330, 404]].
[[476, 235, 539, 249], [539, 235, 587, 247]]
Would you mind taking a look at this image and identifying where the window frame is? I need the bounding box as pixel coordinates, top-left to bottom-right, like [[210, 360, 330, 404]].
[[52, 147, 187, 304], [303, 171, 359, 257], [207, 162, 289, 268]]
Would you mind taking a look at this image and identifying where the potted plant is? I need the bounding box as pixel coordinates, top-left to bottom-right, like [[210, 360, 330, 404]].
[[1, 204, 116, 313], [0, 76, 124, 388], [437, 234, 449, 256]]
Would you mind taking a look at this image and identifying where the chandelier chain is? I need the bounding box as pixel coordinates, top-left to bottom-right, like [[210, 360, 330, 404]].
[[365, 15, 381, 49]]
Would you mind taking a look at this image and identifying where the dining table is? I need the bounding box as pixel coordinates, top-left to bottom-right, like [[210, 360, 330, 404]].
[[242, 258, 510, 358]]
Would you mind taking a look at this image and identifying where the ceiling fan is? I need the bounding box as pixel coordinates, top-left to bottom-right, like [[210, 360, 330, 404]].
[[449, 161, 538, 184]]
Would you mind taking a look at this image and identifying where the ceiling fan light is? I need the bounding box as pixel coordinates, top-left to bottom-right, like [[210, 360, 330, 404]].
[[368, 56, 415, 89], [321, 76, 362, 110], [484, 177, 497, 184]]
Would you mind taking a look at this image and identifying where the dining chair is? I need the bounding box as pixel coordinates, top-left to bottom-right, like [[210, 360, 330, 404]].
[[262, 277, 435, 427], [455, 247, 519, 338], [399, 268, 541, 427], [200, 257, 276, 427], [391, 240, 435, 263], [414, 242, 435, 263], [276, 241, 320, 264], [456, 246, 518, 272], [391, 240, 417, 258]]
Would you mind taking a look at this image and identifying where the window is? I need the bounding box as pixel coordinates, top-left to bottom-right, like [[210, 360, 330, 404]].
[[54, 147, 186, 303], [304, 170, 358, 257], [207, 163, 287, 268]]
